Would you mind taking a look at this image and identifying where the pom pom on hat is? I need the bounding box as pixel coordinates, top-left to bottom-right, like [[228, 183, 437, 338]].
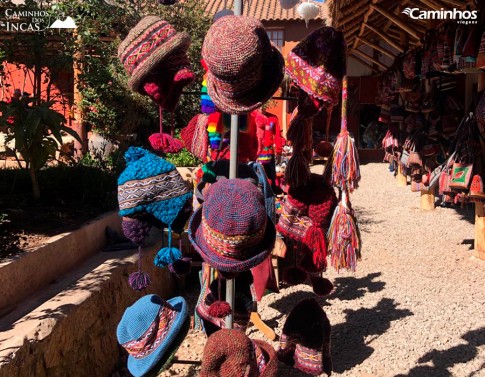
[[154, 246, 182, 268], [310, 276, 334, 297], [128, 271, 151, 291], [207, 301, 232, 319], [168, 257, 192, 276]]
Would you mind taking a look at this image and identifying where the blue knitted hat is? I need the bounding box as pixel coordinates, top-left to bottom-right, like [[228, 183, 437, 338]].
[[117, 294, 188, 377], [118, 147, 193, 267]]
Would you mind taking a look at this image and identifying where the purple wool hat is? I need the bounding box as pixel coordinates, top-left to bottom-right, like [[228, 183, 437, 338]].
[[189, 179, 276, 273], [202, 16, 284, 115]]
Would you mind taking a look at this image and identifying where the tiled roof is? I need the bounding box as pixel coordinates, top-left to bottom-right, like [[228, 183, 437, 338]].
[[203, 0, 325, 22]]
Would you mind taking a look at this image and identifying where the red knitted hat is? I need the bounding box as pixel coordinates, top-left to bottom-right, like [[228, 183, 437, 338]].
[[200, 329, 278, 377], [202, 16, 284, 115]]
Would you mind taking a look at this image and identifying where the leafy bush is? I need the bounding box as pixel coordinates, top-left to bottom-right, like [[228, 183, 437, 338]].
[[165, 148, 201, 167], [0, 213, 24, 260]]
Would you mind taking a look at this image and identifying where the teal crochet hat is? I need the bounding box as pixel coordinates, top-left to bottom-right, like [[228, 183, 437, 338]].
[[118, 147, 192, 268]]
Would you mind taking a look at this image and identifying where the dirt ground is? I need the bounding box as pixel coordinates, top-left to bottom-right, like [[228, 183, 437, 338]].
[[115, 162, 485, 377]]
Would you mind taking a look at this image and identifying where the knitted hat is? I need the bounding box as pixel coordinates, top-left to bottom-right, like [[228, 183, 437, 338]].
[[286, 26, 346, 108], [189, 178, 276, 273], [278, 298, 332, 376], [202, 16, 284, 115], [200, 329, 278, 377], [181, 114, 209, 161], [117, 294, 188, 377], [118, 16, 191, 93], [118, 147, 192, 267]]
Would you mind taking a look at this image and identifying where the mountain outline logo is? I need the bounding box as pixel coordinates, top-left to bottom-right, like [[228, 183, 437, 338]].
[[49, 16, 76, 29]]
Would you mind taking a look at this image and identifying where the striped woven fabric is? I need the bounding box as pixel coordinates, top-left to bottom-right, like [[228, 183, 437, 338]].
[[294, 343, 323, 375], [122, 303, 177, 359]]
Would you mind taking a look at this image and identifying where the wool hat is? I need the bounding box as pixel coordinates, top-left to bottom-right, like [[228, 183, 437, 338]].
[[202, 16, 284, 115], [118, 16, 191, 94], [180, 113, 209, 161], [286, 26, 346, 109], [117, 294, 188, 377], [189, 178, 276, 273], [278, 298, 332, 376], [118, 147, 192, 267], [200, 329, 278, 377]]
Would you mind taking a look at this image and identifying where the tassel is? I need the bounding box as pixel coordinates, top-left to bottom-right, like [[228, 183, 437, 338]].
[[310, 276, 334, 297], [128, 246, 151, 291], [327, 193, 362, 272], [302, 225, 327, 272], [285, 154, 311, 188], [329, 76, 361, 192], [168, 257, 192, 276]]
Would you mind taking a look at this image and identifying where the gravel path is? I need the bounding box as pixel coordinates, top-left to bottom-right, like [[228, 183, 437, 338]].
[[144, 162, 485, 377]]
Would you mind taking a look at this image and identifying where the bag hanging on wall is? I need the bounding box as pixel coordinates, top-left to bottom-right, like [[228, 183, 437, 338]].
[[401, 150, 410, 167], [409, 151, 423, 166], [429, 151, 456, 189], [411, 180, 426, 192], [439, 170, 453, 195], [450, 163, 473, 190]]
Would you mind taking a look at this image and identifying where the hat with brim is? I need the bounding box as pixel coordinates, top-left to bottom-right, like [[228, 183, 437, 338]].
[[207, 46, 284, 115], [117, 295, 188, 377], [118, 16, 191, 93], [189, 205, 275, 273]]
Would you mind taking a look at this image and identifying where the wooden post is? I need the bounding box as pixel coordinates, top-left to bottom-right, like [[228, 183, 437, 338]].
[[475, 203, 485, 261], [397, 165, 407, 187], [420, 186, 436, 211], [370, 3, 422, 40], [475, 73, 485, 260]]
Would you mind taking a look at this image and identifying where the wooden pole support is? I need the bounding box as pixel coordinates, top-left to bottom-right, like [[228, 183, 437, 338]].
[[365, 24, 405, 53], [475, 202, 485, 261], [352, 49, 388, 71], [357, 36, 397, 59], [397, 165, 408, 187], [420, 186, 436, 211]]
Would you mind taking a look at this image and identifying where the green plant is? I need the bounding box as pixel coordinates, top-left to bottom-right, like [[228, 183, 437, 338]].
[[165, 148, 200, 167], [0, 98, 81, 199], [0, 213, 24, 260]]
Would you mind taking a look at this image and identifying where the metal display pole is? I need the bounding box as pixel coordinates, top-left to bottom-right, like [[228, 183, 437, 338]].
[[225, 0, 243, 330]]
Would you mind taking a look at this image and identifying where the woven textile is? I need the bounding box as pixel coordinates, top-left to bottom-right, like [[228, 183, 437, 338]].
[[286, 27, 346, 108], [202, 16, 284, 114], [200, 329, 278, 377], [277, 298, 332, 376], [117, 295, 188, 377], [189, 178, 276, 273], [117, 147, 192, 227], [181, 114, 209, 161], [118, 16, 190, 93]]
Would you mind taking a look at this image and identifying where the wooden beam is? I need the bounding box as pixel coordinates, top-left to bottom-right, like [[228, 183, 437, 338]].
[[383, 0, 409, 33], [365, 23, 405, 52], [357, 36, 397, 59], [441, 0, 466, 7], [352, 7, 374, 51], [339, 6, 368, 28], [419, 0, 450, 11], [352, 49, 388, 70], [349, 53, 382, 73], [370, 3, 422, 40]]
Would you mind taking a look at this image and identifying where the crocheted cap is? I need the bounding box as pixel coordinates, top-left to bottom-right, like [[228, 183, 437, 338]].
[[116, 295, 188, 377], [200, 329, 278, 377], [118, 16, 191, 93], [278, 298, 332, 376], [118, 147, 192, 228], [189, 178, 276, 273], [286, 27, 346, 108], [202, 15, 284, 114]]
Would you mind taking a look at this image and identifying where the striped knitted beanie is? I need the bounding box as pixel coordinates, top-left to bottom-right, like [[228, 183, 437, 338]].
[[118, 16, 191, 93], [180, 114, 209, 161], [200, 329, 278, 377], [118, 147, 192, 267]]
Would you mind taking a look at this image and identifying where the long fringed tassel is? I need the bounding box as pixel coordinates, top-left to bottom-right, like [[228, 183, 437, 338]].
[[327, 191, 361, 272], [329, 76, 361, 192]]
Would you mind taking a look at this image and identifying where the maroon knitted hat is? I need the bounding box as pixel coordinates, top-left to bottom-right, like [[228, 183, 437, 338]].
[[200, 329, 278, 377], [180, 114, 209, 161], [286, 27, 346, 108], [278, 298, 332, 376], [202, 16, 284, 115], [118, 16, 191, 93]]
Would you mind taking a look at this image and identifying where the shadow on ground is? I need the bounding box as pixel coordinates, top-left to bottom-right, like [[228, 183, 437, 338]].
[[328, 272, 386, 301], [395, 327, 485, 377], [332, 298, 413, 373]]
